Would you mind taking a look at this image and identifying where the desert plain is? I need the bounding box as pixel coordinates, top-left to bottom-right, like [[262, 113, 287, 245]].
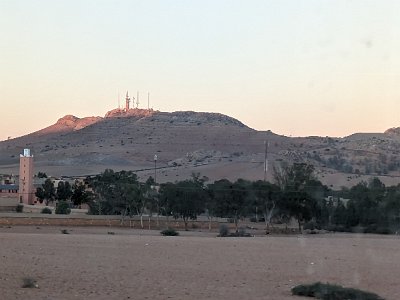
[[0, 227, 399, 300]]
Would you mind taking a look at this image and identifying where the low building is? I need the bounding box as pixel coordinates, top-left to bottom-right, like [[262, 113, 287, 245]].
[[0, 184, 19, 197]]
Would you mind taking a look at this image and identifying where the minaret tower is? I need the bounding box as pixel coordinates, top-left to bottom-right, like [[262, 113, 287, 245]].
[[18, 149, 35, 205], [125, 91, 130, 111]]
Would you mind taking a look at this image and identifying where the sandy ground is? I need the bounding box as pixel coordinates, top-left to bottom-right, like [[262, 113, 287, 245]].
[[0, 227, 399, 300]]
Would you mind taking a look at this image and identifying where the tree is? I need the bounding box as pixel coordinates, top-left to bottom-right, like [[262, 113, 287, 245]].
[[35, 178, 56, 206], [134, 177, 156, 229], [56, 181, 72, 201], [89, 169, 140, 221], [160, 174, 207, 231], [144, 176, 162, 228], [212, 178, 250, 233], [383, 185, 400, 226], [251, 180, 281, 231], [142, 176, 159, 229], [274, 163, 318, 232], [205, 186, 218, 231], [37, 172, 47, 178], [332, 200, 348, 227], [158, 182, 176, 225], [71, 181, 93, 206], [274, 162, 315, 192], [348, 181, 379, 226]]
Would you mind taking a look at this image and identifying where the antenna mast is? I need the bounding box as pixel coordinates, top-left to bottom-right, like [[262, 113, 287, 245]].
[[125, 91, 130, 111], [147, 92, 150, 110], [136, 91, 139, 108], [118, 90, 120, 109]]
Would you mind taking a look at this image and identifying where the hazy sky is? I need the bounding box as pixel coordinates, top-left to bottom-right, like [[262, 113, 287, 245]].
[[1, 0, 400, 141]]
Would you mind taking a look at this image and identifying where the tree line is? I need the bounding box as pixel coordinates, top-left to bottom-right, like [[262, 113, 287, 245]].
[[35, 163, 400, 233]]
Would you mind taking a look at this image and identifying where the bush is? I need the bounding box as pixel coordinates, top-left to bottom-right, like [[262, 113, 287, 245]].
[[304, 220, 321, 230], [22, 277, 38, 288], [375, 227, 392, 234], [364, 224, 392, 235], [219, 224, 230, 237], [233, 227, 252, 237], [55, 201, 71, 215], [325, 224, 351, 233], [291, 282, 384, 300], [218, 225, 252, 237], [160, 228, 179, 236], [41, 207, 52, 214], [238, 227, 250, 236], [16, 204, 24, 213]]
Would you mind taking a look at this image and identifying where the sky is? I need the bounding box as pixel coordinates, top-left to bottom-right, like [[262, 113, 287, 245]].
[[1, 0, 400, 141]]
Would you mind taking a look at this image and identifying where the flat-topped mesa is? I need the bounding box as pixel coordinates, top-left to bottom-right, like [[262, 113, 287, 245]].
[[104, 109, 249, 128], [163, 111, 248, 128]]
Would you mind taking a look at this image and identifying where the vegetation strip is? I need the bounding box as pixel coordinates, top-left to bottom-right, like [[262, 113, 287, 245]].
[[291, 282, 384, 300]]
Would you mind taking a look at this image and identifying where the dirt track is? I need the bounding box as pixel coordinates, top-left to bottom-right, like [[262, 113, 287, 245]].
[[0, 227, 398, 300]]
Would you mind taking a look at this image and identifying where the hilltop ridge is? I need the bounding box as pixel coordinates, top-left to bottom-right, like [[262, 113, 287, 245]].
[[25, 109, 249, 138], [1, 109, 400, 189]]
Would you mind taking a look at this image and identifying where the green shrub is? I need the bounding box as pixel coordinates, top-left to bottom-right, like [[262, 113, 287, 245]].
[[41, 207, 52, 214], [55, 201, 71, 215], [16, 204, 23, 213], [365, 224, 392, 234], [22, 277, 38, 288], [325, 224, 351, 232], [218, 225, 252, 237], [375, 227, 392, 234], [291, 282, 384, 300], [237, 227, 251, 237], [304, 220, 321, 230], [219, 224, 230, 237], [160, 228, 179, 236]]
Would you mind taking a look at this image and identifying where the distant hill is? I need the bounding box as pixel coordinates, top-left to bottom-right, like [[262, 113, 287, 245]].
[[1, 109, 400, 189], [384, 127, 400, 137]]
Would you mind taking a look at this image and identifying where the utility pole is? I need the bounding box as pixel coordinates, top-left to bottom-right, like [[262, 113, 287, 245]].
[[147, 92, 150, 110], [264, 140, 269, 181], [154, 154, 158, 184]]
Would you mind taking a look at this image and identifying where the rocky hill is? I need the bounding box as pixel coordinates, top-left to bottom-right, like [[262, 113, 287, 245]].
[[31, 115, 103, 137], [1, 109, 400, 189], [384, 127, 400, 137]]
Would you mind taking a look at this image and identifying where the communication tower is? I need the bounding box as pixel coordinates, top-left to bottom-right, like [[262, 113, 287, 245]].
[[125, 91, 130, 111]]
